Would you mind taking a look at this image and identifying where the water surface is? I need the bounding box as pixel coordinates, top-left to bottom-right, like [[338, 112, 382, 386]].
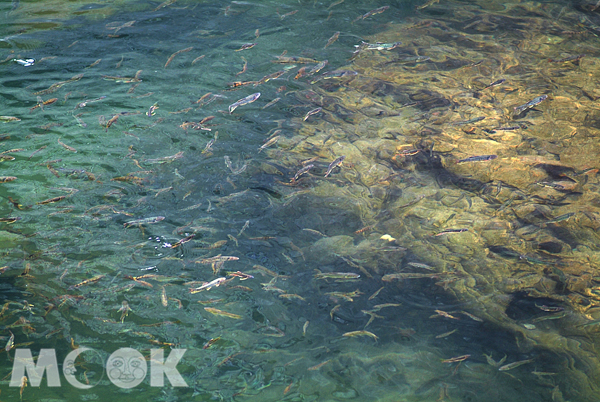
[[2, 0, 600, 401]]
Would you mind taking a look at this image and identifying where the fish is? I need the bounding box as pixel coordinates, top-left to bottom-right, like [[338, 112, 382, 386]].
[[326, 290, 362, 301], [484, 353, 507, 367], [13, 58, 34, 67], [29, 97, 57, 113], [196, 254, 239, 264], [0, 149, 23, 155], [308, 60, 329, 75], [433, 310, 459, 319], [483, 125, 521, 133], [262, 97, 281, 109], [292, 164, 314, 182], [342, 330, 378, 340], [303, 107, 322, 121], [154, 0, 175, 11], [353, 6, 390, 22], [252, 264, 289, 278], [458, 311, 484, 322], [102, 70, 142, 84], [235, 56, 248, 76], [238, 220, 250, 236], [535, 304, 564, 312], [312, 70, 357, 83], [324, 155, 345, 177], [145, 151, 184, 164], [498, 358, 534, 371], [543, 212, 575, 225], [483, 78, 506, 89], [5, 330, 14, 352], [76, 95, 107, 109], [124, 216, 165, 227], [272, 55, 319, 64], [255, 71, 285, 86], [111, 175, 145, 184], [451, 116, 485, 126], [0, 176, 17, 183], [514, 95, 548, 114], [417, 0, 440, 9], [456, 155, 497, 163], [227, 271, 254, 280], [324, 32, 340, 49], [36, 196, 66, 205], [258, 136, 280, 153], [202, 139, 215, 156], [106, 20, 135, 33], [433, 228, 468, 236], [118, 301, 132, 322], [308, 360, 331, 370], [69, 274, 105, 290], [531, 311, 566, 322], [164, 46, 193, 68], [160, 286, 168, 306], [190, 277, 227, 293], [278, 9, 298, 19], [229, 92, 260, 113], [279, 293, 305, 301], [407, 262, 434, 270], [170, 234, 195, 248], [383, 56, 431, 65], [0, 116, 20, 122], [436, 329, 458, 339], [147, 103, 159, 116], [371, 303, 401, 311], [204, 307, 242, 319], [104, 114, 119, 130], [382, 273, 439, 281], [327, 0, 344, 9], [87, 59, 101, 68], [0, 217, 20, 223], [315, 272, 360, 279], [199, 239, 228, 249], [356, 41, 402, 51], [548, 54, 584, 63], [203, 337, 220, 349], [33, 73, 84, 95], [295, 67, 308, 79], [19, 375, 27, 399], [235, 43, 256, 51], [536, 181, 568, 190], [57, 138, 76, 152], [441, 354, 470, 363]]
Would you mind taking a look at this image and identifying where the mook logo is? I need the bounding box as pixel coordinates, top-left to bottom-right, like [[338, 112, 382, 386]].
[[9, 348, 187, 389]]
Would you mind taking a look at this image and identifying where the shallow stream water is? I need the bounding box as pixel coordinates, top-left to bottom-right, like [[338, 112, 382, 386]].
[[2, 0, 600, 401]]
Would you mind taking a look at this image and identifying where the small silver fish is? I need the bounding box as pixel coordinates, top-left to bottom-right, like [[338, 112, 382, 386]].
[[514, 95, 548, 114], [190, 277, 227, 293], [229, 92, 261, 113], [324, 156, 345, 177], [303, 107, 322, 121], [13, 58, 35, 67], [292, 164, 314, 181], [312, 70, 357, 84], [308, 60, 328, 75], [258, 136, 280, 153], [124, 216, 165, 227]]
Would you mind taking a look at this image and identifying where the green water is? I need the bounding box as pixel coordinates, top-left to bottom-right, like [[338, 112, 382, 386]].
[[2, 0, 600, 400]]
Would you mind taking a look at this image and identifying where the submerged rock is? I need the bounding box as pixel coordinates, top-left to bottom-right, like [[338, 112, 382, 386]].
[[306, 235, 354, 264]]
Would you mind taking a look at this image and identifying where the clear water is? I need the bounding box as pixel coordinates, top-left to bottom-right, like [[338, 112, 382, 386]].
[[1, 0, 600, 400]]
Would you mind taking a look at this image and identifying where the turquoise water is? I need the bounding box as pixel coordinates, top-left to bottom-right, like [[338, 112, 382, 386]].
[[1, 0, 600, 400]]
